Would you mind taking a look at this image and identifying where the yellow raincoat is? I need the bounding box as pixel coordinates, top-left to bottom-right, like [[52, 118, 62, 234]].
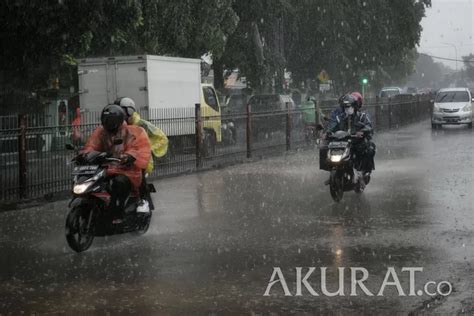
[[130, 112, 168, 173]]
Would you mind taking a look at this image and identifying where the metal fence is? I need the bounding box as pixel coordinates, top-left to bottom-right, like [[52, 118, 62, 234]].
[[0, 95, 432, 201]]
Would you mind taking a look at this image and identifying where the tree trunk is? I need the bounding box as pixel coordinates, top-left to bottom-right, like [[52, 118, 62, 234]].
[[213, 58, 224, 91], [251, 22, 265, 66], [273, 17, 285, 93]]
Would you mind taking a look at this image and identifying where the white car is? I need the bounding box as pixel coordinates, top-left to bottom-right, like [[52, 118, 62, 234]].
[[379, 87, 402, 98], [432, 88, 473, 129]]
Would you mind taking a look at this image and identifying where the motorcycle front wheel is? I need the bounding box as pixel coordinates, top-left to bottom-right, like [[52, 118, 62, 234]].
[[329, 170, 344, 202], [65, 205, 95, 253]]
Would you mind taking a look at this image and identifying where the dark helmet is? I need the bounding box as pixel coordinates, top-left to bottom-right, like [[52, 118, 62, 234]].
[[114, 97, 136, 118], [339, 94, 358, 108], [101, 104, 125, 132]]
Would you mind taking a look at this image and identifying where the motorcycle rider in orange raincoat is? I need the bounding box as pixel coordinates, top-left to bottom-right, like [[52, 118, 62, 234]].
[[81, 104, 151, 219]]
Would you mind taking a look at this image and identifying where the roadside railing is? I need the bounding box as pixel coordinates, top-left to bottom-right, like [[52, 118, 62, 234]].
[[0, 95, 432, 201]]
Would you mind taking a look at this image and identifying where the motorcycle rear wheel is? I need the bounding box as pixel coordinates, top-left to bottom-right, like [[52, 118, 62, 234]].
[[65, 206, 95, 253], [329, 170, 344, 202]]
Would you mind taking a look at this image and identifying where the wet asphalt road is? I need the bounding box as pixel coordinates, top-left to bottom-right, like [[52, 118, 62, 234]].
[[0, 121, 473, 315]]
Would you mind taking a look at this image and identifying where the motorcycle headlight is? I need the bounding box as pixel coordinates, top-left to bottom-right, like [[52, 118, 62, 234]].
[[73, 181, 93, 194], [462, 104, 472, 112], [330, 154, 343, 162]]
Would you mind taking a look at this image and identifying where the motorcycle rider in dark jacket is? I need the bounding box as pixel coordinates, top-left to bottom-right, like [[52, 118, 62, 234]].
[[326, 93, 376, 181]]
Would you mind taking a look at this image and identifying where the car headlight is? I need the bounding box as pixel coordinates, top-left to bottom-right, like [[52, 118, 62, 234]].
[[73, 181, 93, 194], [330, 154, 343, 163], [433, 104, 441, 113], [462, 104, 472, 112]]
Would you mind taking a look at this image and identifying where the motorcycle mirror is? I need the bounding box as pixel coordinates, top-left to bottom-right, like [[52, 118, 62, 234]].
[[113, 139, 123, 145], [65, 143, 75, 150]]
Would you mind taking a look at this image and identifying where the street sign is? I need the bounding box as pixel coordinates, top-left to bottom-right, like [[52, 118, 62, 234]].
[[319, 83, 330, 92], [318, 70, 330, 83]]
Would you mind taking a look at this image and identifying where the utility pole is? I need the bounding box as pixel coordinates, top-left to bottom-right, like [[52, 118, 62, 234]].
[[442, 42, 458, 80]]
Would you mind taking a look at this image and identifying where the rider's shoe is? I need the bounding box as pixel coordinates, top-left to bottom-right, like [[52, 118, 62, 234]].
[[364, 172, 371, 185], [359, 176, 366, 191], [136, 199, 150, 213]]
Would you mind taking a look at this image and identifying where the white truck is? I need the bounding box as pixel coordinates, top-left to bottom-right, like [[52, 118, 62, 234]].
[[77, 55, 222, 154]]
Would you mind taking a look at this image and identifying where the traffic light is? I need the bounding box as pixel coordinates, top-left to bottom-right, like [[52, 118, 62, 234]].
[[362, 77, 368, 85]]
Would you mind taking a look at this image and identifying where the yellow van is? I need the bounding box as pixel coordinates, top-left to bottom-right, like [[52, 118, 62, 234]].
[[200, 84, 222, 154]]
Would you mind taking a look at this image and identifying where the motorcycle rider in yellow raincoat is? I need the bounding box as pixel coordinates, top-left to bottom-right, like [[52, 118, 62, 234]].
[[115, 97, 168, 173], [115, 97, 168, 212]]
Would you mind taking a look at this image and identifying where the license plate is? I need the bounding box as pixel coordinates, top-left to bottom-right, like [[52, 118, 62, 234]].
[[328, 142, 348, 149], [73, 165, 99, 175]]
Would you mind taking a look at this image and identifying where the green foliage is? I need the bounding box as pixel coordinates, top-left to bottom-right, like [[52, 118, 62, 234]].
[[463, 54, 474, 82], [0, 0, 237, 96], [284, 0, 430, 93], [408, 53, 450, 89], [0, 0, 143, 93], [0, 0, 431, 108]]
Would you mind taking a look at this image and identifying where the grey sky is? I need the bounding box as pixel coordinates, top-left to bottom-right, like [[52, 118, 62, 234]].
[[418, 0, 473, 70]]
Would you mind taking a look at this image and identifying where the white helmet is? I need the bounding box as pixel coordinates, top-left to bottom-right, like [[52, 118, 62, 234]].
[[115, 97, 136, 117]]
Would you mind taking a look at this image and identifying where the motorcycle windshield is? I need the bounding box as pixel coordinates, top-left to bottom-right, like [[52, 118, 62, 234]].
[[332, 131, 350, 139]]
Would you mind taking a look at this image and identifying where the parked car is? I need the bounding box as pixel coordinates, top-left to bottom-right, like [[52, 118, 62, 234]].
[[247, 94, 296, 139], [379, 87, 402, 98], [404, 87, 418, 96], [220, 94, 249, 145], [223, 94, 248, 114], [432, 88, 473, 129]]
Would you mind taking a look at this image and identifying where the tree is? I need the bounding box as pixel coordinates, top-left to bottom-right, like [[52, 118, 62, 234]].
[[217, 0, 296, 93], [0, 0, 144, 112], [463, 54, 474, 82], [0, 0, 432, 112], [0, 0, 238, 111], [285, 0, 431, 94]]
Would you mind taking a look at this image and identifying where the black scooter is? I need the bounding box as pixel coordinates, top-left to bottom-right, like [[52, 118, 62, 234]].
[[65, 143, 155, 252], [325, 131, 370, 202]]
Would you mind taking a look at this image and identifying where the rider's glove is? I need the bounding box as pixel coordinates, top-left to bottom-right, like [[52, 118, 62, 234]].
[[120, 154, 136, 167]]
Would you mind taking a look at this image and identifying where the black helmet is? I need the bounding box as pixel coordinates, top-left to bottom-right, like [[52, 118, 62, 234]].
[[339, 94, 358, 108], [101, 104, 125, 132]]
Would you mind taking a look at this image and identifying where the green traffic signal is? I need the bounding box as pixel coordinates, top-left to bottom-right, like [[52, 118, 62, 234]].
[[362, 78, 368, 85]]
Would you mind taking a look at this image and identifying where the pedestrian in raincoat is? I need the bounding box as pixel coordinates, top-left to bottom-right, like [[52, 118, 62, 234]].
[[301, 96, 325, 128], [115, 97, 168, 174], [81, 104, 151, 218]]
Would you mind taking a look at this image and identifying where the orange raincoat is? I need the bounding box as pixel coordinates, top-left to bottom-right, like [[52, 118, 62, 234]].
[[82, 123, 151, 190]]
